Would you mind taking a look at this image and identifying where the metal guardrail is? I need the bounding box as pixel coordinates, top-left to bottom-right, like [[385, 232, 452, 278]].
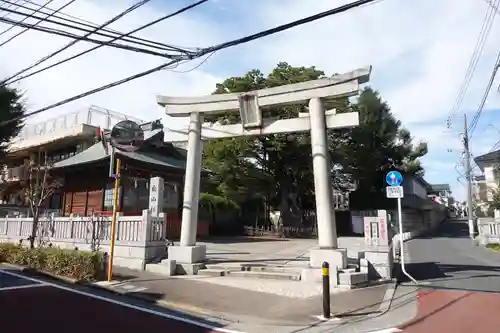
[[14, 105, 144, 142], [0, 165, 26, 183]]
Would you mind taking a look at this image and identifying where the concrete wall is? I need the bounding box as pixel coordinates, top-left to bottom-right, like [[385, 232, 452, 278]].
[[0, 209, 165, 270], [477, 217, 500, 245], [361, 205, 447, 280], [353, 206, 445, 235], [403, 178, 428, 199]]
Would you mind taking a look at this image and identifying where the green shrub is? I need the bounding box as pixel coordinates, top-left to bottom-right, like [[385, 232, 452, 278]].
[[0, 243, 106, 281], [487, 243, 500, 252]]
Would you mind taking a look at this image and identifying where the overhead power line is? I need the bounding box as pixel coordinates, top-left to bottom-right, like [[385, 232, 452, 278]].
[[489, 138, 500, 152], [0, 2, 186, 53], [3, 0, 207, 85], [1, 0, 183, 52], [0, 0, 23, 19], [445, 0, 498, 129], [0, 6, 179, 60], [467, 51, 500, 139], [0, 0, 156, 86], [0, 0, 77, 48], [484, 0, 500, 15], [0, 0, 55, 40], [1, 0, 381, 127]]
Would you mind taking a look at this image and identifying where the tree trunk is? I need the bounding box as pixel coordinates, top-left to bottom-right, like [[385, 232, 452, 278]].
[[29, 209, 40, 249]]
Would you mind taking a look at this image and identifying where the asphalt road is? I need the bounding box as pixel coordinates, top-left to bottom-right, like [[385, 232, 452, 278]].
[[0, 269, 240, 333], [401, 219, 500, 292], [394, 219, 500, 332]]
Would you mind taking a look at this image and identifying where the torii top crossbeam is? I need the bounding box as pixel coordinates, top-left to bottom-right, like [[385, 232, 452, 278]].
[[157, 66, 371, 116]]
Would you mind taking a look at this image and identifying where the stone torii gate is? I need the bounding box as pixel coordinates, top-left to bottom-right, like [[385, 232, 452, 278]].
[[157, 66, 372, 273]]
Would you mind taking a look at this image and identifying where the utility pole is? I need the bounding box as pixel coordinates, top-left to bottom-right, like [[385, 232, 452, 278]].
[[464, 114, 475, 238]]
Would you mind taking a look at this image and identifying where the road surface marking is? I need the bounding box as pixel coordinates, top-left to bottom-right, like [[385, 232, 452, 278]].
[[364, 328, 402, 333], [0, 284, 46, 292], [0, 269, 244, 333], [313, 314, 341, 321], [313, 315, 341, 321], [119, 284, 148, 293]]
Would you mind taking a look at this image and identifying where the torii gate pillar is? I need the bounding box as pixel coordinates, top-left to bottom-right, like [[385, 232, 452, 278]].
[[158, 66, 371, 273], [309, 98, 337, 249], [179, 112, 203, 247]]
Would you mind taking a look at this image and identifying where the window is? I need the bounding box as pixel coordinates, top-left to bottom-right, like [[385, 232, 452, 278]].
[[103, 183, 122, 210], [49, 193, 62, 210], [163, 182, 179, 209], [137, 179, 149, 211], [122, 182, 137, 211]]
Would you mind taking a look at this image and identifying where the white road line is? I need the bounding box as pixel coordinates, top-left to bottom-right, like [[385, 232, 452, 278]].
[[120, 284, 148, 293], [0, 284, 46, 292], [0, 269, 243, 333], [121, 284, 137, 290], [364, 328, 402, 333]]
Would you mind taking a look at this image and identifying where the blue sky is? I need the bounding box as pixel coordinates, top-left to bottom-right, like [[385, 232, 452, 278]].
[[1, 0, 500, 200]]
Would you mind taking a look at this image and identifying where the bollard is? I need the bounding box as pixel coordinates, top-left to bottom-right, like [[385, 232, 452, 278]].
[[322, 261, 331, 319]]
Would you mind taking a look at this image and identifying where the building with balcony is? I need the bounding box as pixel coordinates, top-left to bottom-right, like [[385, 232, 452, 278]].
[[473, 175, 488, 202], [0, 106, 154, 215], [473, 150, 500, 217]]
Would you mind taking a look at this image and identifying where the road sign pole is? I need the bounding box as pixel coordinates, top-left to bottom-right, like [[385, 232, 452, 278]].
[[397, 196, 418, 284], [107, 158, 121, 283], [384, 170, 419, 284]]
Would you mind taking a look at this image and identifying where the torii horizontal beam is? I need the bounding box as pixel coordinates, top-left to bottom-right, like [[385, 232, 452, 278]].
[[163, 111, 358, 142]]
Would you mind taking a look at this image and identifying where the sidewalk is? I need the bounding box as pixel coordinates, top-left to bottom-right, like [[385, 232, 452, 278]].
[[96, 266, 393, 326]]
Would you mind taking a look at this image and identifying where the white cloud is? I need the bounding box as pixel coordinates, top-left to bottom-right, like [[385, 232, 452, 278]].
[[251, 0, 500, 125], [2, 0, 500, 201], [4, 0, 499, 129]]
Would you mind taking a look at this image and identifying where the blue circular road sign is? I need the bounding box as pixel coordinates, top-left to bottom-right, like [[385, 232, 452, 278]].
[[386, 171, 403, 186]]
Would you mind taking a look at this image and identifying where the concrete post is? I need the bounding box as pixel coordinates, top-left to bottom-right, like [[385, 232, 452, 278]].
[[179, 112, 203, 247], [140, 209, 151, 242], [309, 98, 337, 249], [149, 176, 164, 217]]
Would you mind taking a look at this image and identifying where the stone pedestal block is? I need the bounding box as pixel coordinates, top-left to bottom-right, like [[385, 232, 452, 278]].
[[309, 248, 348, 270], [167, 245, 206, 264]]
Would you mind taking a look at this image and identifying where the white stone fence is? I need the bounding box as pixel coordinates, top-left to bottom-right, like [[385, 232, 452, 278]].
[[477, 218, 500, 245], [0, 209, 166, 270]]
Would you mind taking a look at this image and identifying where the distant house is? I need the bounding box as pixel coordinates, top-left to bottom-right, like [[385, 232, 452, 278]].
[[349, 173, 448, 235], [427, 184, 454, 207], [473, 150, 500, 216], [473, 175, 488, 202]]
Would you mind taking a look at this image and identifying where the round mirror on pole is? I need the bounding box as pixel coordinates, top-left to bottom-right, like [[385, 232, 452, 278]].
[[110, 120, 144, 152]]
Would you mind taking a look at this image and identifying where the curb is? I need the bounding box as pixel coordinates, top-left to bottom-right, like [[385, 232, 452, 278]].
[[88, 281, 216, 316], [0, 262, 226, 320], [351, 277, 397, 289], [0, 262, 85, 284], [392, 218, 448, 283], [0, 262, 399, 326], [374, 281, 397, 316]]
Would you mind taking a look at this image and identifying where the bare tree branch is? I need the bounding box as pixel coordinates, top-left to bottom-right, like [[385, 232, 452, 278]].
[[21, 150, 63, 248]]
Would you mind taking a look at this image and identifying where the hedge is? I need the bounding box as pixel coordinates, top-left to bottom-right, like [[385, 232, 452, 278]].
[[487, 243, 500, 252], [0, 243, 107, 281]]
